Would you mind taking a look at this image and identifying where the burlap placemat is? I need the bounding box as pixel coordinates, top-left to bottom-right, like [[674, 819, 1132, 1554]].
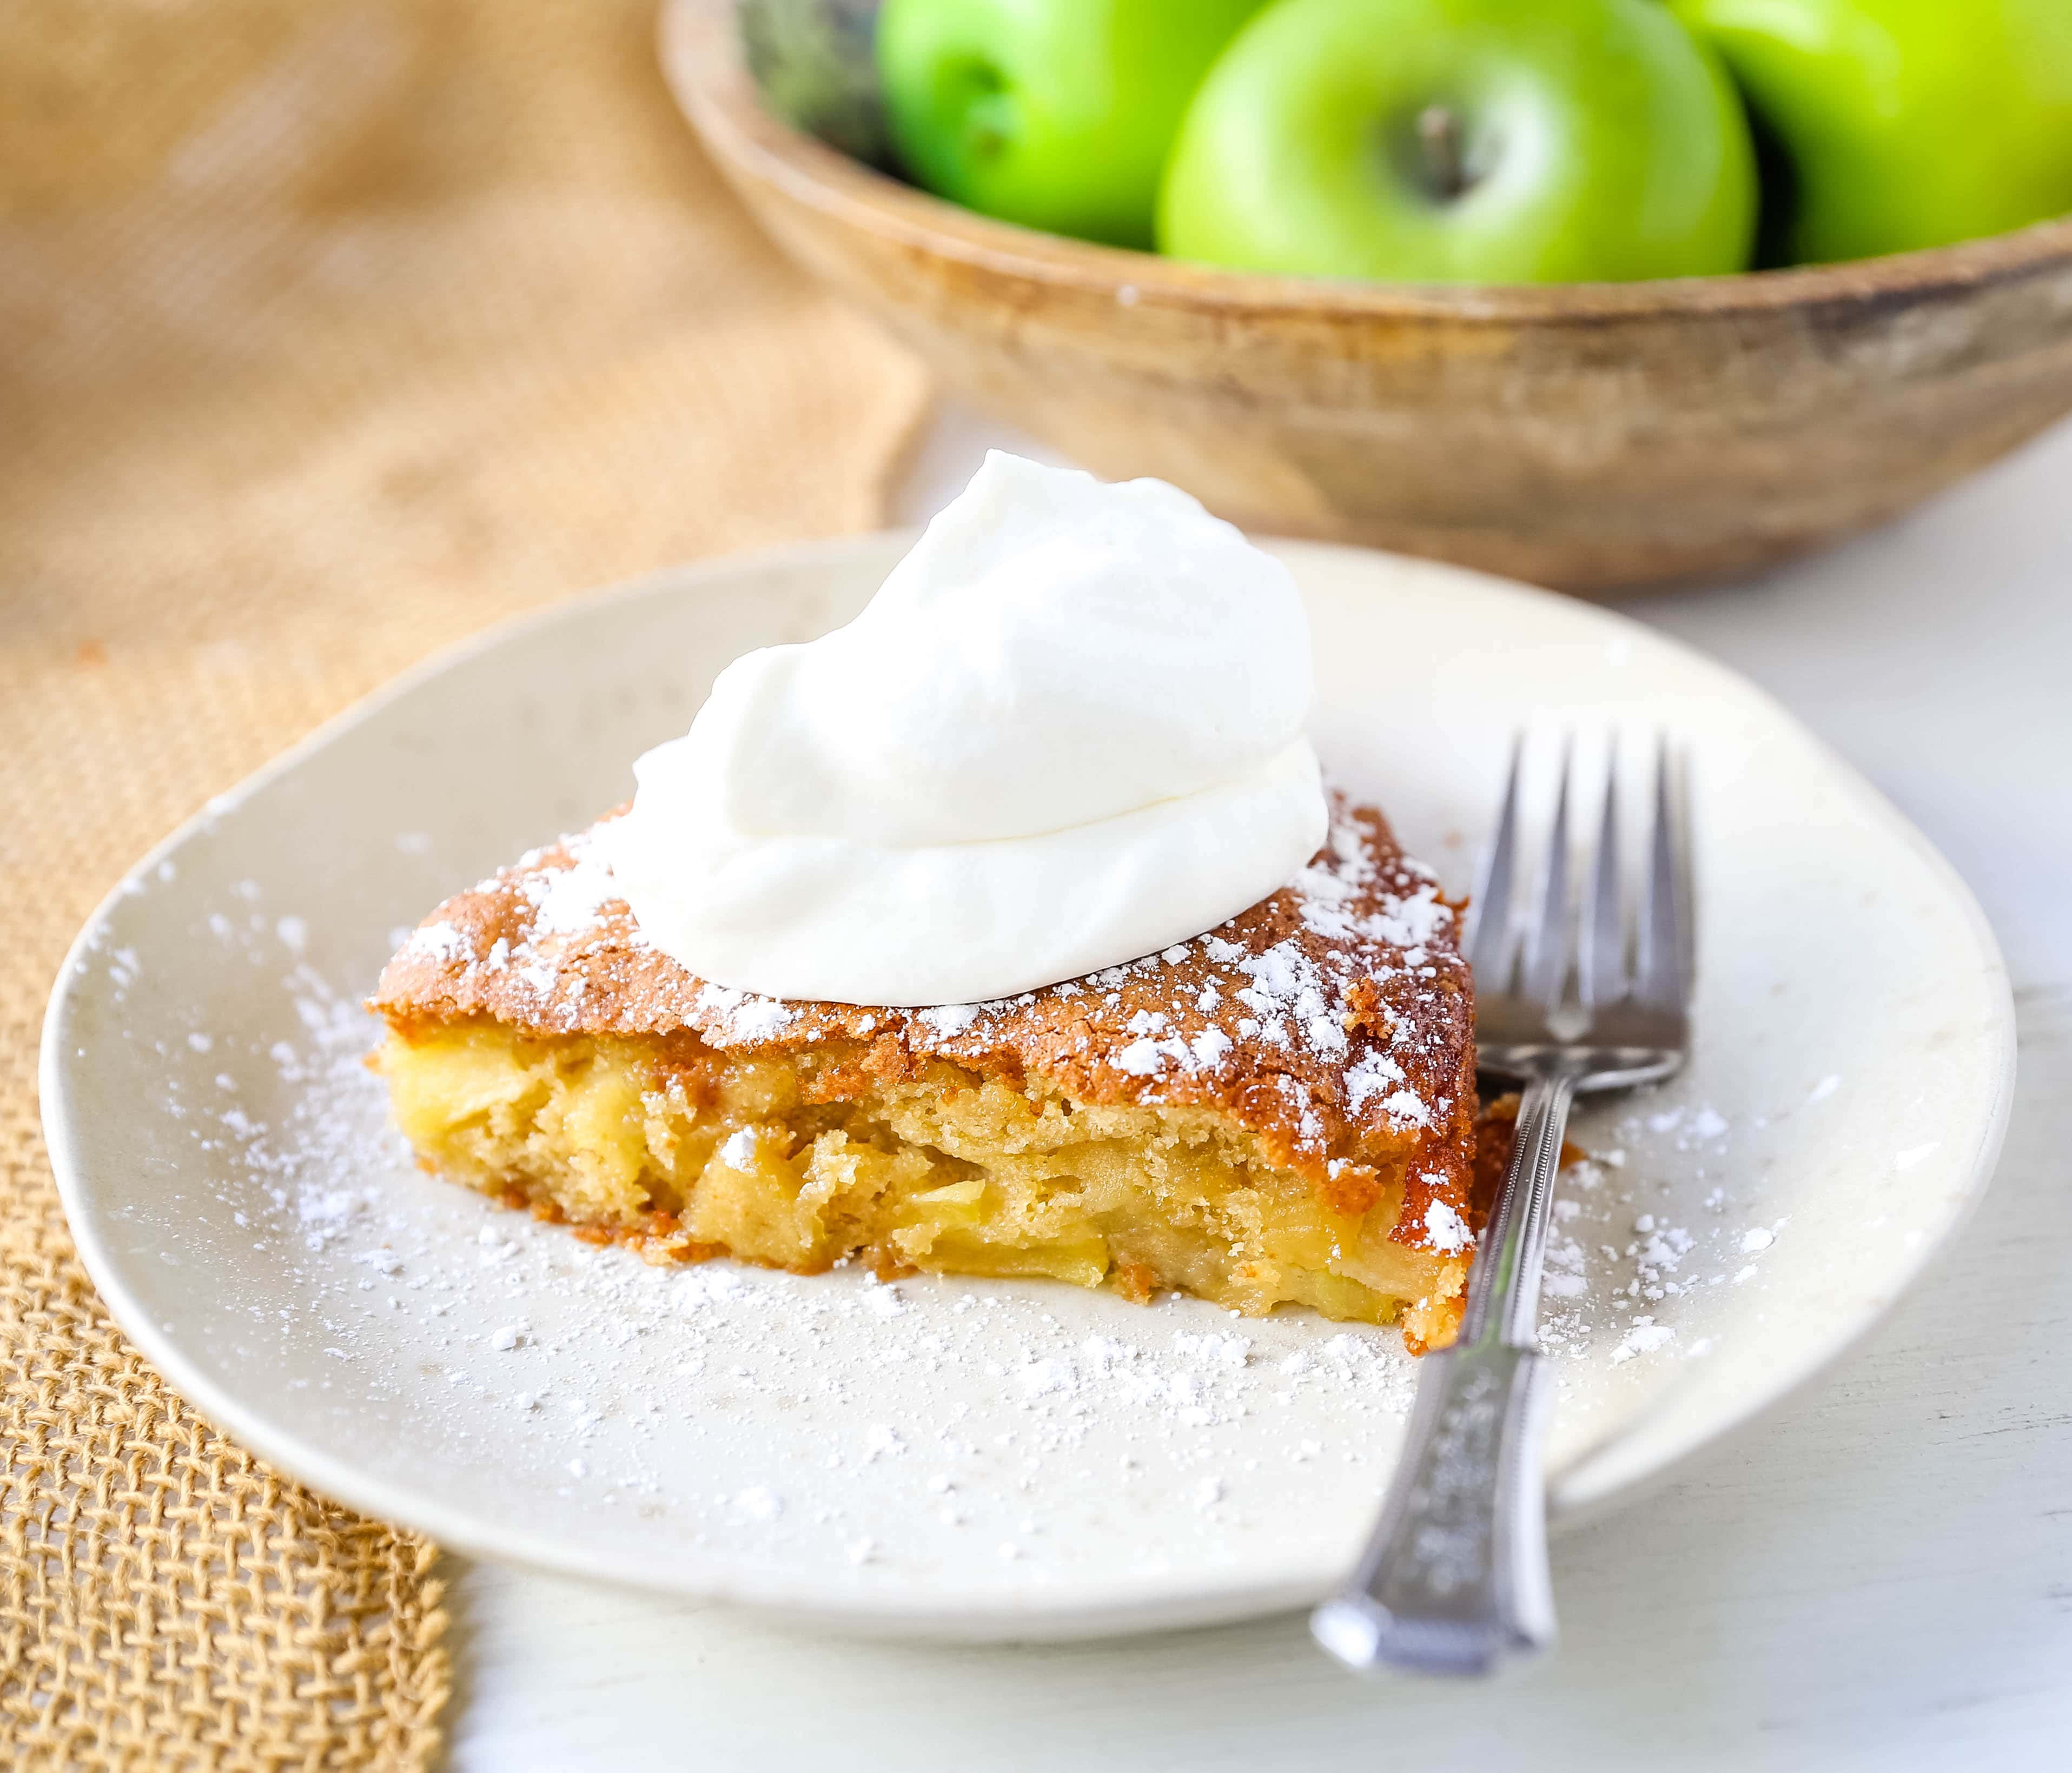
[[0, 3, 929, 1764]]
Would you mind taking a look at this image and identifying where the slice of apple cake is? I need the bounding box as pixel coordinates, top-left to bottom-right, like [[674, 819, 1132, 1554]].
[[368, 799, 1482, 1349]]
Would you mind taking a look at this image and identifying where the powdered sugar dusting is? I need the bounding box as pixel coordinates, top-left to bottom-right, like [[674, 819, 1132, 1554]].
[[1422, 1199, 1473, 1256], [524, 844, 622, 937], [399, 922, 472, 966], [1343, 1051, 1406, 1108], [691, 983, 798, 1043]]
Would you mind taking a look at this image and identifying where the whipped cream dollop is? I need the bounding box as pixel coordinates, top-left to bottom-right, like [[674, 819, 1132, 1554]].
[[600, 451, 1327, 1006]]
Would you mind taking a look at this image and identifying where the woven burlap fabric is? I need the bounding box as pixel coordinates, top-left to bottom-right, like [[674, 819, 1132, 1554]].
[[0, 3, 929, 1765]]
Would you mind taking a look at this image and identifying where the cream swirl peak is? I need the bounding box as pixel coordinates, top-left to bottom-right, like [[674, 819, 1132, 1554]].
[[600, 451, 1328, 1006]]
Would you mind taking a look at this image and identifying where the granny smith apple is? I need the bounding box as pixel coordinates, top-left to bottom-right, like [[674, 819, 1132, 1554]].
[[1157, 0, 1757, 283], [1670, 0, 2072, 264], [877, 0, 1265, 249]]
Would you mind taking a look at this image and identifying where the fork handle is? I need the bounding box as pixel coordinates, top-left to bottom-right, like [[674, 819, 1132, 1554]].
[[1311, 1067, 1575, 1676]]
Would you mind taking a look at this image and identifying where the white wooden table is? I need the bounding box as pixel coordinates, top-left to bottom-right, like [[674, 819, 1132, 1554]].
[[446, 404, 2072, 1773]]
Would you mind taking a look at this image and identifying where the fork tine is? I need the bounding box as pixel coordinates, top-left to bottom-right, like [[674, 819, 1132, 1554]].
[[1522, 735, 1574, 1007], [1582, 740, 1624, 1007], [1463, 734, 1525, 990], [1636, 734, 1694, 1009]]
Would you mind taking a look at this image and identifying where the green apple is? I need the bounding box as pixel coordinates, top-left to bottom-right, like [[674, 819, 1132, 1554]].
[[877, 0, 1266, 249], [1669, 0, 2072, 264], [1157, 0, 1757, 283]]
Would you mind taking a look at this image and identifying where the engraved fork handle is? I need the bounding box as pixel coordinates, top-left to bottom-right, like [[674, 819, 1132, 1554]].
[[1311, 1065, 1576, 1676]]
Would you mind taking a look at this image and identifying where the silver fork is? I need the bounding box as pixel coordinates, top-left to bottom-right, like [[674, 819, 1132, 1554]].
[[1311, 733, 1695, 1678]]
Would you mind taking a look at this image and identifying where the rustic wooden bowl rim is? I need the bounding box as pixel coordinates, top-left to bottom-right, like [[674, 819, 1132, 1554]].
[[666, 1, 2072, 324]]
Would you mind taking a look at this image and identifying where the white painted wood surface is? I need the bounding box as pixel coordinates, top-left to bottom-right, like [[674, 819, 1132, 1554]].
[[445, 404, 2072, 1773]]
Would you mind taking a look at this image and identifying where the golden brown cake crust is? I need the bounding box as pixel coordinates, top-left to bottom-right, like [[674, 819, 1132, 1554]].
[[370, 798, 1479, 1249]]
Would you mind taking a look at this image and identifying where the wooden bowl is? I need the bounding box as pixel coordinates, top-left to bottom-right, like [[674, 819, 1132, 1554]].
[[662, 2, 2072, 593]]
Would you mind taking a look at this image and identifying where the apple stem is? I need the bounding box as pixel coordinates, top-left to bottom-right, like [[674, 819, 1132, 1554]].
[[1418, 104, 1467, 201]]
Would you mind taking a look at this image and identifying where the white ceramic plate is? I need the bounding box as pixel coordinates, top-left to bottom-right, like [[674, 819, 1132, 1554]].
[[43, 537, 2014, 1641]]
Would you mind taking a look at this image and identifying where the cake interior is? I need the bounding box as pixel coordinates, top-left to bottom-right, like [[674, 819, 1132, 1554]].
[[374, 1017, 1469, 1346]]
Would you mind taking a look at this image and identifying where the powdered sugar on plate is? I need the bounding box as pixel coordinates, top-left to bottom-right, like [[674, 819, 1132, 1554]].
[[74, 865, 1819, 1598]]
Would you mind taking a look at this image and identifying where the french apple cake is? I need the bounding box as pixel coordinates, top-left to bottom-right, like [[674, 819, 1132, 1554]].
[[369, 798, 1483, 1349]]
